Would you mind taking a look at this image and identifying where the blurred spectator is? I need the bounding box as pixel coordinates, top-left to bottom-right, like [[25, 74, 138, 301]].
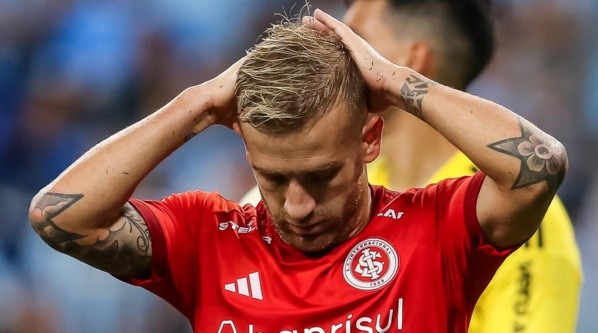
[[6, 0, 143, 188]]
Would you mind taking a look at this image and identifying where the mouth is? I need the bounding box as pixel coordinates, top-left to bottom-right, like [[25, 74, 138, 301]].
[[286, 220, 326, 236]]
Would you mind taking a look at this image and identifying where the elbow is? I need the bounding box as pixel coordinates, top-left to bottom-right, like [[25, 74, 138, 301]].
[[28, 191, 68, 251], [28, 191, 46, 234], [28, 191, 87, 252], [551, 140, 568, 192]]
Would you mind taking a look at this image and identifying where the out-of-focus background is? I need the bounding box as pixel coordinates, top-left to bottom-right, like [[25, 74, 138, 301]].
[[0, 0, 596, 332]]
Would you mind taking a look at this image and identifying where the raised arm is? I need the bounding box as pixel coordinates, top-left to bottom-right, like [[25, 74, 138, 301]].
[[28, 59, 243, 278], [306, 9, 568, 248]]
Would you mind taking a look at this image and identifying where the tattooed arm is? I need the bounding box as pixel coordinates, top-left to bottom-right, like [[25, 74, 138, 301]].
[[29, 194, 151, 277], [28, 59, 243, 278], [308, 9, 568, 248], [397, 81, 568, 248]]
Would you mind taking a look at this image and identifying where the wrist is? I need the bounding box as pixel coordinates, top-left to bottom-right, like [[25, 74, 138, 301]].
[[149, 85, 215, 143], [177, 84, 218, 134], [390, 67, 434, 120]]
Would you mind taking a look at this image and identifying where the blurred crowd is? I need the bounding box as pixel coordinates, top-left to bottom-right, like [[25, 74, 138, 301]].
[[0, 0, 596, 332]]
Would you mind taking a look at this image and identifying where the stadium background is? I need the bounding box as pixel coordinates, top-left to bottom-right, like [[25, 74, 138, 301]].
[[0, 0, 596, 332]]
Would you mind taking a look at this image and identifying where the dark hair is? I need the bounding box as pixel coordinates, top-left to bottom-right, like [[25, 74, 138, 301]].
[[346, 0, 494, 88]]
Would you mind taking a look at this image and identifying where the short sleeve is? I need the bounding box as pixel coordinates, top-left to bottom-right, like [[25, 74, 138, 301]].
[[429, 172, 518, 311], [125, 191, 238, 318]]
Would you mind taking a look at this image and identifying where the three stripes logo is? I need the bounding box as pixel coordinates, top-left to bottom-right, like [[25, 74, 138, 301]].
[[224, 272, 263, 300]]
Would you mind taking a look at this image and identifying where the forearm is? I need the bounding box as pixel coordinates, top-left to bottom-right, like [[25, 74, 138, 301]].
[[387, 67, 568, 246], [389, 67, 567, 192], [29, 84, 214, 234]]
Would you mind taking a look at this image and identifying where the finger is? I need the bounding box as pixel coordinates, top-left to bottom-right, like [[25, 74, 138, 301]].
[[312, 8, 368, 55], [301, 15, 331, 34], [313, 9, 349, 39]]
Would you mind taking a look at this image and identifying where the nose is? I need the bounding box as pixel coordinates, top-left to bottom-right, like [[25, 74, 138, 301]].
[[283, 179, 316, 221]]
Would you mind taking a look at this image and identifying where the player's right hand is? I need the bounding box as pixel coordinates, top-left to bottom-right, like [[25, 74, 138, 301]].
[[202, 57, 246, 129]]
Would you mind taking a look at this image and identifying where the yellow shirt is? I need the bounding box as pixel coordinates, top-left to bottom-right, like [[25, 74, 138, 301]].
[[368, 152, 583, 333]]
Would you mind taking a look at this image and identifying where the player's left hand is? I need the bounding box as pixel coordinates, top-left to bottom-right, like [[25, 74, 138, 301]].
[[201, 56, 246, 130]]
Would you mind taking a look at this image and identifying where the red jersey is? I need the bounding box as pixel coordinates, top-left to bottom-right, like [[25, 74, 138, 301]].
[[127, 172, 515, 332]]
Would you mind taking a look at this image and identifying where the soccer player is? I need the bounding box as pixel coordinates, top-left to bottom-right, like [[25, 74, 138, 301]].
[[29, 10, 568, 332]]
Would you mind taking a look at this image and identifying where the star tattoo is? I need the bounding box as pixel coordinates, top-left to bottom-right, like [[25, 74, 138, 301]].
[[31, 192, 152, 276], [32, 192, 85, 247], [488, 118, 564, 190]]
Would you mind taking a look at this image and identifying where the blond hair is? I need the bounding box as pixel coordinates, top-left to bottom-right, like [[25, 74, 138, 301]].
[[236, 20, 366, 134]]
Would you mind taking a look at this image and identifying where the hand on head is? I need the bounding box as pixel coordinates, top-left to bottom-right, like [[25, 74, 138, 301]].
[[303, 9, 405, 114], [203, 56, 246, 129]]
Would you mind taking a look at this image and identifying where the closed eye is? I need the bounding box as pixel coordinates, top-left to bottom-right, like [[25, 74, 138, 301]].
[[261, 172, 288, 185], [306, 168, 340, 183]]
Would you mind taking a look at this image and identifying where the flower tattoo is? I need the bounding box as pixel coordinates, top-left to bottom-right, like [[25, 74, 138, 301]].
[[488, 118, 564, 190], [517, 134, 561, 175]]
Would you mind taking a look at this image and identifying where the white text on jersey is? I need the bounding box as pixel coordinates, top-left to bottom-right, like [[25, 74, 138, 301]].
[[218, 220, 257, 234], [376, 209, 404, 220], [217, 298, 404, 332]]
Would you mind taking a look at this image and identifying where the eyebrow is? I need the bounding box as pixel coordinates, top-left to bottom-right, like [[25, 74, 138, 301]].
[[252, 162, 342, 176]]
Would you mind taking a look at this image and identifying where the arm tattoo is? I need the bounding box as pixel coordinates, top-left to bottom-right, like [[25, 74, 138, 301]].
[[487, 118, 565, 191], [400, 74, 430, 119], [32, 192, 152, 277], [32, 193, 85, 244]]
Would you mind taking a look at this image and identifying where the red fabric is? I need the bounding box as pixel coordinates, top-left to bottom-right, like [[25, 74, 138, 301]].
[[126, 172, 516, 332]]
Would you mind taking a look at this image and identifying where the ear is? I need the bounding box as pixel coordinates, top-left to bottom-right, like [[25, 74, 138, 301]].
[[362, 115, 384, 163], [403, 42, 437, 78], [232, 121, 244, 138]]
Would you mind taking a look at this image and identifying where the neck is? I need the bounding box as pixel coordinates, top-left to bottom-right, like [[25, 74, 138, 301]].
[[381, 111, 457, 191], [349, 178, 374, 239]]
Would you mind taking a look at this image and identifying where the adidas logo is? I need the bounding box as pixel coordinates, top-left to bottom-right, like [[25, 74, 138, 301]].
[[224, 272, 263, 300]]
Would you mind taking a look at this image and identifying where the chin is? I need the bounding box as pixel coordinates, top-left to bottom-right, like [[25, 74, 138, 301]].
[[286, 234, 336, 253]]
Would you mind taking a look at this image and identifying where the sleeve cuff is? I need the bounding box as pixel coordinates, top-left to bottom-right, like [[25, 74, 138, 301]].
[[128, 198, 169, 280]]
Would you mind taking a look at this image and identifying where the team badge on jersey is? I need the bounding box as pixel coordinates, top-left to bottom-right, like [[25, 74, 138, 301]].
[[343, 238, 399, 291]]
